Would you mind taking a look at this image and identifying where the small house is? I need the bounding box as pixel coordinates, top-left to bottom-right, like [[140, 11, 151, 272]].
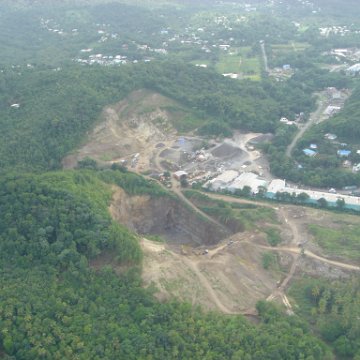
[[303, 149, 317, 157], [174, 171, 188, 181], [324, 133, 337, 140], [337, 150, 351, 157]]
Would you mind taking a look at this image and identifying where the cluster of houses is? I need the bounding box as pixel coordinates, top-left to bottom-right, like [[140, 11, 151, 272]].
[[40, 18, 80, 37], [329, 48, 360, 63], [319, 25, 360, 38], [76, 54, 131, 66], [302, 134, 360, 173], [302, 134, 352, 158]]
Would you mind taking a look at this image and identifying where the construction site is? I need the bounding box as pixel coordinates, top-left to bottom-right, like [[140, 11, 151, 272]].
[[64, 89, 360, 316]]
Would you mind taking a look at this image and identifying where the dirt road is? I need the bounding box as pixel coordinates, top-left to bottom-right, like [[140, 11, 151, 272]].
[[138, 188, 360, 315], [251, 244, 360, 271], [152, 146, 229, 232], [182, 191, 360, 271], [177, 254, 236, 314], [133, 151, 360, 314], [202, 192, 275, 209]]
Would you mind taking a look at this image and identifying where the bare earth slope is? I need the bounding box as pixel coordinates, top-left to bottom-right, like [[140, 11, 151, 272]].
[[109, 186, 288, 314], [63, 89, 180, 171]]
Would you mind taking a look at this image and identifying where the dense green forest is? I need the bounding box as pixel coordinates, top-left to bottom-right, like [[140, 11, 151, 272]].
[[0, 170, 331, 359], [289, 277, 360, 359]]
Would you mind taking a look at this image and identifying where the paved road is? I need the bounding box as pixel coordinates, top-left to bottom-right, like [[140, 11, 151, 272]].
[[285, 95, 327, 157], [260, 42, 269, 73]]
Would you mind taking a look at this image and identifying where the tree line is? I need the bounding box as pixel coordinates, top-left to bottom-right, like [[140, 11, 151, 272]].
[[0, 169, 332, 359]]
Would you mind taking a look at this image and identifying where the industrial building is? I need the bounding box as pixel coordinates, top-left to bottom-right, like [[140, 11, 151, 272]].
[[227, 172, 268, 194], [267, 179, 360, 211], [205, 171, 268, 194], [205, 170, 239, 191]]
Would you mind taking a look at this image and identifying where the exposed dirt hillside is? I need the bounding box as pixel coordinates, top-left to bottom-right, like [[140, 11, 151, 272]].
[[141, 233, 291, 314], [72, 89, 360, 315], [109, 187, 229, 245], [62, 89, 187, 171], [109, 186, 288, 313], [108, 187, 360, 314]]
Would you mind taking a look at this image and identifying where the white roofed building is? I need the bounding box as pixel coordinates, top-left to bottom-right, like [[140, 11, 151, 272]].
[[227, 172, 268, 194], [205, 170, 239, 191]]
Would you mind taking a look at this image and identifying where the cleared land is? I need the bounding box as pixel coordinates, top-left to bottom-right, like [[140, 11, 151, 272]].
[[308, 218, 360, 262], [215, 47, 261, 80], [68, 97, 360, 315], [109, 185, 360, 315], [62, 89, 205, 171], [270, 42, 310, 61]]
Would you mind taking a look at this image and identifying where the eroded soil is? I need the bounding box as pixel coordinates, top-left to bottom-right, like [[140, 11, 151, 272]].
[[63, 89, 178, 171]]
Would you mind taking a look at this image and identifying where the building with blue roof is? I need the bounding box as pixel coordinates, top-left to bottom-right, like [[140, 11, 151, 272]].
[[337, 149, 351, 157], [303, 148, 317, 157]]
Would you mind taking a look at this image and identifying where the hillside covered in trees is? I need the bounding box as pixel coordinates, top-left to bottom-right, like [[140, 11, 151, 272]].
[[290, 277, 360, 359], [0, 169, 332, 359]]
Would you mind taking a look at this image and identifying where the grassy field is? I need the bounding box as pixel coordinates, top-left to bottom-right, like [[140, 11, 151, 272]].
[[215, 47, 261, 80], [308, 223, 360, 262], [271, 42, 310, 53]]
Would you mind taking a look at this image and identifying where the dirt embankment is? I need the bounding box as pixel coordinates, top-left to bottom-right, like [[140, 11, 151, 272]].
[[108, 187, 284, 313], [110, 187, 229, 245], [62, 90, 179, 171]]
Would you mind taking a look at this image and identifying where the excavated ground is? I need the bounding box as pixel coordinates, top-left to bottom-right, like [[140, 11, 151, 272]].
[[109, 187, 287, 313], [65, 91, 360, 315], [62, 89, 179, 171], [110, 187, 229, 246]]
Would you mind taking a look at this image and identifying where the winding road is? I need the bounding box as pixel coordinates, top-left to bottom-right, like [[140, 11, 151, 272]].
[[194, 191, 360, 312], [203, 192, 360, 272]]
